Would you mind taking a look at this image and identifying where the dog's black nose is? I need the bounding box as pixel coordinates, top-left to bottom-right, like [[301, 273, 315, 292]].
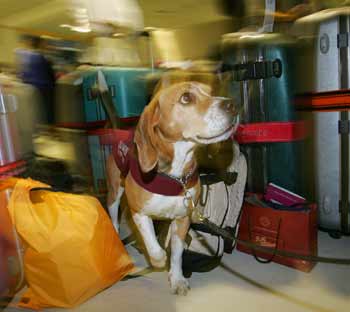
[[220, 98, 235, 114]]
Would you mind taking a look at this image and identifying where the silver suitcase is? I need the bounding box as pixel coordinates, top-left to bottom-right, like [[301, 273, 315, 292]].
[[316, 10, 350, 92], [313, 110, 350, 235], [313, 10, 350, 235], [0, 88, 21, 166]]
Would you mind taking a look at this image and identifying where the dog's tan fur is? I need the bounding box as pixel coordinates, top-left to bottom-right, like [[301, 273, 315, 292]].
[[106, 78, 237, 295]]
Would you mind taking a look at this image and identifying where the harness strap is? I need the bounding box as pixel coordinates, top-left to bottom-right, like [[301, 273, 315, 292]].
[[129, 154, 199, 196]]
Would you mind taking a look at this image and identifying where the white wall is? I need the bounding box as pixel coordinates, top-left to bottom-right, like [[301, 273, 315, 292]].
[[151, 19, 237, 62]]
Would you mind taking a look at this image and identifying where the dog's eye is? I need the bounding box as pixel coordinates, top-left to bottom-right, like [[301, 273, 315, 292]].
[[179, 92, 194, 105]]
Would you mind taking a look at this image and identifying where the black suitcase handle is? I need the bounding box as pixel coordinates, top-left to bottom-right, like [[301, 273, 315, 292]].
[[221, 59, 282, 81]]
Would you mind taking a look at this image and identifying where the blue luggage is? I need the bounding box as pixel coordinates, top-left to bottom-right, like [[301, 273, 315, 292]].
[[83, 67, 157, 122], [222, 32, 309, 197]]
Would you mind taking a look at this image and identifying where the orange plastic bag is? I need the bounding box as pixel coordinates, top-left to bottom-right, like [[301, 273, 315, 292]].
[[7, 178, 134, 310]]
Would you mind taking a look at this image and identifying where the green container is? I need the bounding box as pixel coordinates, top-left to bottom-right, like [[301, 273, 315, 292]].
[[83, 67, 160, 122], [222, 32, 308, 197]]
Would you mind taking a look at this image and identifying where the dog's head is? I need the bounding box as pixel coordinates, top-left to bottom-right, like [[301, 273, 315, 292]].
[[134, 81, 239, 172]]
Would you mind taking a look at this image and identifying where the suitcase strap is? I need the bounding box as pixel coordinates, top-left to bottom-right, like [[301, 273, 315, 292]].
[[339, 111, 350, 234], [55, 118, 139, 130], [295, 89, 350, 110], [199, 171, 238, 186], [248, 216, 282, 264], [0, 160, 26, 180], [231, 59, 283, 81], [234, 121, 307, 144]]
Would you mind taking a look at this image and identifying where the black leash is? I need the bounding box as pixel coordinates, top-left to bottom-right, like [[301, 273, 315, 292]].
[[119, 218, 350, 283], [200, 218, 350, 265]]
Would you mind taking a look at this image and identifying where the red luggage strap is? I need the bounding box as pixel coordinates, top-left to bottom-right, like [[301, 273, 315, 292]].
[[56, 117, 139, 130], [56, 121, 106, 129], [0, 160, 26, 179], [295, 89, 350, 110], [234, 121, 308, 144]]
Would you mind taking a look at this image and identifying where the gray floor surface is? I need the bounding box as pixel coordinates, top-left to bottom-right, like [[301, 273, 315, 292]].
[[4, 231, 350, 312]]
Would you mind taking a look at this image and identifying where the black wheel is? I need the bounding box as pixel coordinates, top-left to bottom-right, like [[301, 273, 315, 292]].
[[319, 226, 343, 239], [329, 231, 342, 239], [183, 270, 192, 279]]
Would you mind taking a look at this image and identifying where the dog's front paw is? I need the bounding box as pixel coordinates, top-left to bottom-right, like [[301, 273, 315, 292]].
[[149, 249, 167, 268], [169, 273, 190, 296]]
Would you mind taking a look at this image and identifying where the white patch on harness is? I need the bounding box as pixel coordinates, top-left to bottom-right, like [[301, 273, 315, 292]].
[[117, 142, 129, 163]]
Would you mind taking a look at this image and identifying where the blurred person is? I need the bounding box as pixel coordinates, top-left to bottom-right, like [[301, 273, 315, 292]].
[[16, 35, 56, 124]]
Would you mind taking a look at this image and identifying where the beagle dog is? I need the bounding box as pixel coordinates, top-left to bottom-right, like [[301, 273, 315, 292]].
[[106, 80, 238, 295]]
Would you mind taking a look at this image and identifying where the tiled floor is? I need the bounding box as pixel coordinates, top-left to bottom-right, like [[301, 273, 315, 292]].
[[5, 231, 350, 312]]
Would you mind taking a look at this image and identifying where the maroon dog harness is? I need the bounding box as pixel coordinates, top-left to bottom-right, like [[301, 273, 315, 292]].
[[100, 129, 198, 196]]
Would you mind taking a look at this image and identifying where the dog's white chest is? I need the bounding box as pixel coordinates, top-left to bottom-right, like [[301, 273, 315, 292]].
[[140, 141, 199, 219], [142, 186, 198, 219]]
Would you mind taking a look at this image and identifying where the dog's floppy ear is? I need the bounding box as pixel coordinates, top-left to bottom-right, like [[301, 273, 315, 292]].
[[134, 95, 161, 172]]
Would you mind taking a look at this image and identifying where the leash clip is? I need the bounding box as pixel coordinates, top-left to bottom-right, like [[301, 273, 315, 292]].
[[184, 190, 195, 209], [183, 189, 206, 223], [193, 210, 206, 223]]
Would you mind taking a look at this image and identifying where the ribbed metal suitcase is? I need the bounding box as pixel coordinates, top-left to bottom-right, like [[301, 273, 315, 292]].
[[0, 80, 42, 157], [314, 11, 350, 234], [312, 110, 350, 234], [0, 88, 21, 167], [316, 11, 350, 93], [222, 32, 307, 197], [311, 9, 350, 234]]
